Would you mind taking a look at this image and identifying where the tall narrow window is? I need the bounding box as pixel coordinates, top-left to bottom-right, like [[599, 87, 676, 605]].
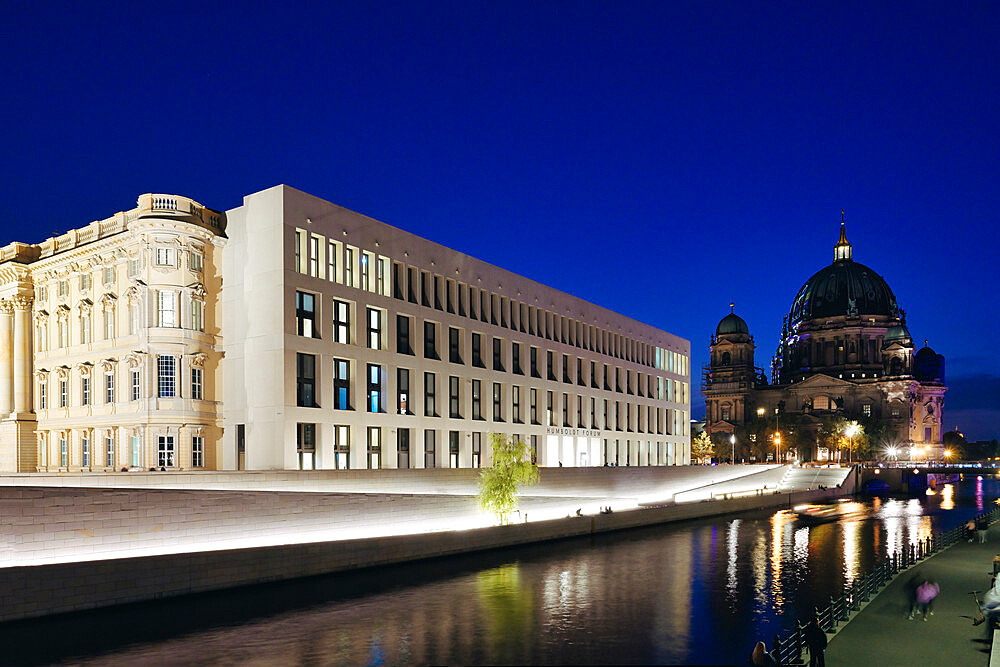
[[334, 425, 350, 469], [38, 379, 47, 409], [103, 308, 114, 339], [424, 372, 436, 417], [397, 428, 410, 469], [472, 333, 484, 368], [345, 247, 355, 287], [328, 240, 339, 282], [367, 427, 381, 469], [332, 300, 350, 343], [367, 308, 382, 349], [377, 257, 388, 295], [80, 313, 91, 343], [157, 435, 175, 467], [424, 430, 436, 468], [547, 351, 556, 381], [472, 432, 481, 468], [192, 436, 204, 468], [396, 314, 412, 354], [131, 432, 141, 467], [60, 379, 68, 407], [512, 343, 522, 375], [106, 433, 114, 467], [131, 369, 140, 401], [530, 347, 539, 378], [82, 433, 90, 467], [449, 431, 460, 468], [449, 327, 462, 364], [547, 391, 554, 426], [296, 291, 317, 337], [296, 423, 316, 470], [472, 379, 482, 420], [492, 338, 504, 372], [296, 353, 316, 407], [105, 371, 114, 403], [60, 435, 68, 467], [423, 321, 438, 359], [512, 386, 522, 423], [397, 368, 410, 414], [309, 236, 319, 277], [158, 356, 176, 397], [563, 392, 569, 426], [333, 358, 351, 410], [129, 302, 140, 335], [157, 291, 176, 327], [367, 364, 382, 412], [492, 383, 503, 422], [449, 376, 461, 418], [530, 388, 538, 424], [191, 367, 203, 400]]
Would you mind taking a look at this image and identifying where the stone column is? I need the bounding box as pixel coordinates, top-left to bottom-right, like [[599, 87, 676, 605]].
[[0, 301, 13, 416], [12, 296, 33, 415]]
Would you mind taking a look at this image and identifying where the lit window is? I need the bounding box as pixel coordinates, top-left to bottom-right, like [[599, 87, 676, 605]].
[[333, 358, 351, 410], [367, 427, 381, 469], [157, 291, 176, 327], [296, 291, 318, 338], [334, 424, 350, 469], [297, 423, 316, 470], [367, 308, 382, 349], [82, 433, 90, 467], [367, 364, 382, 413], [332, 300, 350, 343], [863, 403, 872, 417]]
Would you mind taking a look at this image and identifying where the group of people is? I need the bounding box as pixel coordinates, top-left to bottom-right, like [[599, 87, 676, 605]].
[[749, 619, 827, 666], [965, 516, 989, 543], [907, 577, 940, 621]]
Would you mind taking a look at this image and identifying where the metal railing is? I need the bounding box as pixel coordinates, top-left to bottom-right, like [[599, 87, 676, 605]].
[[773, 506, 1000, 665]]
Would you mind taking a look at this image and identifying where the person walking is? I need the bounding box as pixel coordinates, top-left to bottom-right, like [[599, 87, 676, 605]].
[[804, 618, 827, 667], [915, 579, 940, 621], [749, 641, 777, 666], [977, 516, 989, 544]]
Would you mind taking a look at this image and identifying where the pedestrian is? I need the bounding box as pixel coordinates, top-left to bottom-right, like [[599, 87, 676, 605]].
[[804, 618, 827, 667], [977, 516, 988, 544], [749, 641, 777, 666], [967, 519, 976, 542], [913, 579, 939, 621]]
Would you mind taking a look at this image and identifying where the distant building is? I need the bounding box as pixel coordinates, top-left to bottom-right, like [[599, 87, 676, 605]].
[[703, 218, 946, 460], [0, 186, 691, 471]]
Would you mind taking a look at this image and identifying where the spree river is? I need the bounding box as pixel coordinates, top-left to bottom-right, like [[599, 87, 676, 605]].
[[7, 476, 999, 666]]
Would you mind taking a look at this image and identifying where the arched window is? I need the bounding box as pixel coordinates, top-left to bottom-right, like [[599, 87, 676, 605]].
[[721, 351, 731, 365]]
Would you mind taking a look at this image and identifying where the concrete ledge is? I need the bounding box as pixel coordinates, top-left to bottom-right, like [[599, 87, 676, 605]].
[[0, 487, 841, 623]]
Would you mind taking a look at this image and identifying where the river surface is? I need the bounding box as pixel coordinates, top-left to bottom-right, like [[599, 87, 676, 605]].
[[6, 476, 999, 666]]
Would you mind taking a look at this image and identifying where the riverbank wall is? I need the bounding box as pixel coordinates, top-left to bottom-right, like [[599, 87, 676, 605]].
[[0, 483, 846, 623]]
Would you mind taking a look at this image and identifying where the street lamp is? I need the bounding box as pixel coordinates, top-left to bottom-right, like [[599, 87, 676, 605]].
[[775, 432, 781, 463], [730, 434, 736, 464], [845, 422, 859, 465]]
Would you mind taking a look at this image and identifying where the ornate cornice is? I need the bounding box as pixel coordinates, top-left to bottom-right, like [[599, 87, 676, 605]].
[[0, 300, 13, 315], [11, 295, 33, 311]]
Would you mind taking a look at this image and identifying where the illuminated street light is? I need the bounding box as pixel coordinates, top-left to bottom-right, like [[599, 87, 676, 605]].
[[730, 433, 736, 464], [775, 432, 782, 463], [845, 422, 860, 465], [757, 407, 766, 418], [887, 446, 898, 460], [944, 449, 952, 463]]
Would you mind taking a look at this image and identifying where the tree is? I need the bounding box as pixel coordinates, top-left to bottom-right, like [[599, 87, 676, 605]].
[[478, 433, 540, 525], [690, 431, 714, 464]]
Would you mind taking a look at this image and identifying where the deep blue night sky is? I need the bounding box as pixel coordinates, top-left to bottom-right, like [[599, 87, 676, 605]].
[[1, 2, 997, 438]]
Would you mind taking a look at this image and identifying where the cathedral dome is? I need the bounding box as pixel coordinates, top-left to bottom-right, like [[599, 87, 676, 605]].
[[915, 344, 945, 384], [787, 223, 899, 326], [716, 307, 749, 336], [884, 322, 912, 344]]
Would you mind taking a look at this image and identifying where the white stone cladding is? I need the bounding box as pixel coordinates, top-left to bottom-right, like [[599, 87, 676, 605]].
[[222, 185, 691, 471]]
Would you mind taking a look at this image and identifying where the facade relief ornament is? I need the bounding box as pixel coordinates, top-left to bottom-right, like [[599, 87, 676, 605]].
[[190, 352, 207, 368], [0, 300, 14, 315], [123, 352, 145, 368], [55, 366, 70, 381], [99, 358, 116, 372], [11, 295, 33, 311]]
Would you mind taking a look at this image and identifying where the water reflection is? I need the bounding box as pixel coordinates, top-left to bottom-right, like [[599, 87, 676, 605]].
[[6, 479, 999, 667]]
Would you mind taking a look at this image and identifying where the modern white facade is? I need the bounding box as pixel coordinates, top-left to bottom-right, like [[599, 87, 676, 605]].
[[222, 185, 690, 471], [0, 185, 690, 472]]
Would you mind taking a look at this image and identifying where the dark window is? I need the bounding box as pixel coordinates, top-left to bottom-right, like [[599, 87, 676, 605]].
[[421, 272, 430, 307], [530, 388, 538, 424], [424, 372, 436, 416], [493, 338, 504, 372], [434, 276, 443, 310], [457, 286, 466, 317], [407, 267, 418, 304], [472, 333, 485, 368], [424, 429, 436, 468], [562, 354, 571, 383], [577, 358, 585, 386], [296, 423, 316, 470], [449, 327, 463, 364], [424, 321, 438, 359], [493, 382, 503, 422], [396, 315, 412, 355], [512, 343, 523, 375], [397, 428, 410, 468], [472, 379, 482, 420], [472, 432, 481, 468], [563, 392, 569, 426], [367, 363, 382, 412], [449, 375, 461, 418], [333, 358, 351, 409], [296, 353, 317, 407], [591, 361, 599, 389], [397, 368, 410, 414], [547, 351, 556, 381], [446, 283, 455, 313], [513, 386, 522, 423], [392, 263, 404, 299], [296, 291, 318, 338], [530, 347, 540, 378], [449, 430, 459, 468]]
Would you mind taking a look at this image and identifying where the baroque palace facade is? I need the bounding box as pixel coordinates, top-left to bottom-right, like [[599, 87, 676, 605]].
[[703, 219, 946, 460], [0, 186, 690, 472]]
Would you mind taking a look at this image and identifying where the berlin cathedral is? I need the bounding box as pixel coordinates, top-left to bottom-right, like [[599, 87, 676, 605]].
[[703, 218, 947, 461]]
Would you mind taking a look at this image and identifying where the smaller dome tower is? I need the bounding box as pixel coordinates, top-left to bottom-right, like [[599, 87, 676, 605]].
[[704, 304, 758, 434]]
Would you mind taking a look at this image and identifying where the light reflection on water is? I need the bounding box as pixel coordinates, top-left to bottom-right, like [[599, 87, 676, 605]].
[[6, 479, 998, 666]]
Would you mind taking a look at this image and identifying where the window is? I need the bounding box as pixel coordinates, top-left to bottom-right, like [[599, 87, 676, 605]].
[[367, 427, 381, 469], [397, 368, 410, 414], [189, 252, 203, 273], [449, 375, 461, 418], [424, 430, 436, 468], [530, 347, 539, 378], [547, 391, 554, 426], [449, 327, 463, 364], [424, 372, 436, 416], [38, 379, 47, 409], [58, 280, 68, 298], [563, 355, 571, 383], [80, 313, 91, 343], [155, 247, 175, 267], [192, 436, 204, 468], [360, 253, 371, 291], [334, 425, 350, 469], [81, 375, 91, 405], [423, 321, 438, 359], [563, 392, 569, 426], [472, 333, 485, 368], [396, 314, 413, 354], [128, 257, 141, 278], [106, 433, 114, 467], [862, 403, 872, 417], [492, 383, 503, 422], [60, 435, 68, 467], [296, 423, 316, 470], [82, 433, 90, 467], [309, 236, 319, 277], [158, 355, 176, 397], [333, 358, 351, 409], [377, 257, 388, 296], [296, 292, 317, 337], [296, 353, 317, 407], [472, 379, 482, 420], [59, 379, 68, 407], [129, 302, 140, 334], [367, 364, 382, 412], [530, 388, 538, 424], [157, 435, 175, 467], [103, 308, 115, 339], [328, 240, 339, 282], [131, 369, 140, 401], [397, 428, 410, 469], [512, 386, 522, 423], [191, 367, 203, 400], [332, 300, 350, 343], [57, 317, 68, 348], [577, 358, 585, 386], [493, 338, 504, 372], [547, 351, 556, 381], [449, 431, 460, 468], [36, 321, 47, 352], [472, 432, 481, 468], [367, 308, 382, 349], [345, 247, 355, 287], [512, 343, 522, 375], [157, 291, 176, 327], [131, 432, 141, 467], [38, 285, 47, 301], [721, 405, 731, 421]]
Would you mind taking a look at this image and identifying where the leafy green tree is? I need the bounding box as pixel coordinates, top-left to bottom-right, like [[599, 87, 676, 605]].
[[690, 431, 714, 464], [478, 433, 540, 525]]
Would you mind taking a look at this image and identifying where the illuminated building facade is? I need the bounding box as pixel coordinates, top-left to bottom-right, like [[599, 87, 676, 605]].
[[703, 218, 946, 460], [0, 186, 690, 471], [0, 195, 226, 472], [223, 185, 690, 470]]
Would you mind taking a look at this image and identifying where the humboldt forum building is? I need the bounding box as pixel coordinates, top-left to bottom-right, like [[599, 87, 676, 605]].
[[0, 185, 691, 472]]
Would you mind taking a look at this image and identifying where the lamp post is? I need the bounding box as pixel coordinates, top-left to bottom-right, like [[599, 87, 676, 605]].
[[845, 422, 859, 465], [775, 432, 781, 463], [730, 434, 736, 464]]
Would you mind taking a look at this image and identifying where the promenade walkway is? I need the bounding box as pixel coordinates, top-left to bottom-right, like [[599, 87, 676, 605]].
[[826, 518, 1000, 666]]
